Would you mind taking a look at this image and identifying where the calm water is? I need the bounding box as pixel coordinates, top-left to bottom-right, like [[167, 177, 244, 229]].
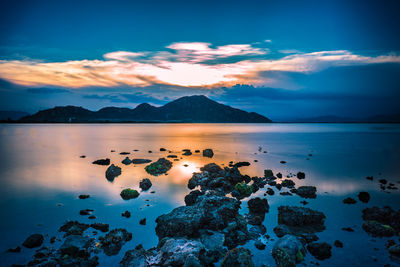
[[0, 123, 400, 266]]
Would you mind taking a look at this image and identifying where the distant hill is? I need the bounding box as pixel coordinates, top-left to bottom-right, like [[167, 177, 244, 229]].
[[0, 111, 29, 121], [18, 95, 272, 123]]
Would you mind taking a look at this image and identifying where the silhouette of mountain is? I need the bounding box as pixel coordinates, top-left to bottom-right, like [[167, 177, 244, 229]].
[[18, 95, 272, 123]]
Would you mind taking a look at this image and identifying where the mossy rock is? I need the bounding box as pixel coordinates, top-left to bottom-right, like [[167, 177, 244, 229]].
[[234, 182, 253, 198], [120, 188, 140, 200], [144, 158, 172, 176]]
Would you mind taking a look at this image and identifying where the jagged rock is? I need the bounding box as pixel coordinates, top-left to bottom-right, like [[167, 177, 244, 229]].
[[59, 235, 91, 257], [272, 235, 306, 267], [99, 228, 132, 256], [22, 234, 44, 248], [221, 247, 254, 267], [307, 242, 332, 260], [139, 178, 152, 191], [120, 244, 154, 267], [296, 186, 317, 199], [184, 190, 204, 206], [105, 164, 121, 181], [202, 149, 214, 158], [248, 197, 269, 214], [145, 158, 172, 176], [92, 158, 110, 165], [278, 206, 326, 232]]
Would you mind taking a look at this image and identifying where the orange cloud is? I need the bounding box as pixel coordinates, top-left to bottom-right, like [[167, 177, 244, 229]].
[[0, 42, 399, 88]]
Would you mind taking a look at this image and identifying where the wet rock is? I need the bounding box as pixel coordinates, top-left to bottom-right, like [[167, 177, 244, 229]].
[[131, 159, 152, 164], [274, 225, 291, 238], [278, 206, 326, 232], [297, 172, 305, 179], [343, 197, 357, 204], [296, 186, 317, 199], [139, 218, 146, 225], [139, 178, 152, 191], [59, 235, 91, 257], [362, 221, 396, 237], [59, 221, 89, 236], [159, 238, 205, 266], [202, 149, 214, 158], [91, 223, 109, 232], [264, 169, 274, 178], [120, 188, 140, 200], [307, 242, 332, 260], [362, 206, 400, 233], [145, 158, 172, 176], [248, 225, 267, 236], [99, 228, 132, 256], [184, 190, 204, 206], [122, 210, 131, 218], [358, 191, 370, 203], [281, 179, 295, 188], [122, 157, 132, 165], [300, 233, 319, 243], [255, 239, 266, 250], [78, 194, 90, 199], [105, 164, 122, 181], [334, 240, 343, 248], [92, 158, 110, 165], [272, 235, 306, 267], [266, 188, 275, 195], [120, 244, 154, 267], [248, 197, 269, 214], [23, 234, 44, 248], [7, 246, 21, 253], [79, 209, 93, 216], [234, 182, 254, 199], [233, 162, 251, 168], [221, 247, 254, 267]]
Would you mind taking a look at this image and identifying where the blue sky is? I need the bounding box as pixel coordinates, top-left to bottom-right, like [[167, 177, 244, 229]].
[[0, 0, 399, 120]]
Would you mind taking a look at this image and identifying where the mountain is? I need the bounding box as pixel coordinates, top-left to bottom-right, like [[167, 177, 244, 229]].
[[18, 95, 272, 123], [0, 110, 29, 121]]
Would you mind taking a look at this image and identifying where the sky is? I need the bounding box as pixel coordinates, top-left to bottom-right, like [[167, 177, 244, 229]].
[[0, 0, 399, 120]]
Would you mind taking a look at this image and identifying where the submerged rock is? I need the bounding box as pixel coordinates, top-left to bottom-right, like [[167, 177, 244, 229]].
[[92, 158, 110, 165], [358, 191, 370, 203], [131, 159, 152, 164], [105, 164, 122, 181], [120, 188, 140, 200], [202, 149, 214, 158], [296, 186, 317, 199], [145, 158, 172, 176], [221, 247, 254, 267], [23, 234, 44, 248], [307, 242, 332, 260], [139, 178, 152, 191], [278, 206, 326, 232], [272, 235, 306, 267], [99, 228, 132, 256]]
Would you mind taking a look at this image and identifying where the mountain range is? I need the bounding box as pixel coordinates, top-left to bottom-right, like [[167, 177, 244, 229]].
[[16, 95, 272, 123]]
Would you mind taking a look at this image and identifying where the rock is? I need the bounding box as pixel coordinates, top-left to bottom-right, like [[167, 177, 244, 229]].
[[248, 225, 267, 236], [7, 246, 21, 253], [167, 155, 178, 158], [145, 158, 172, 176], [183, 150, 192, 156], [280, 192, 292, 196], [248, 197, 269, 214], [122, 157, 132, 165], [388, 244, 400, 257], [23, 234, 44, 248], [159, 238, 204, 266], [99, 228, 132, 256], [300, 200, 308, 205], [281, 179, 295, 188], [92, 158, 110, 165], [300, 233, 319, 243], [139, 178, 152, 191], [297, 172, 305, 179], [366, 176, 373, 181], [120, 152, 130, 155], [160, 148, 167, 151], [221, 247, 254, 267], [274, 225, 291, 238], [362, 221, 396, 237], [78, 194, 90, 199], [122, 210, 131, 218], [296, 186, 317, 199], [276, 172, 283, 178], [59, 235, 91, 257], [202, 149, 214, 158], [90, 223, 109, 232], [278, 206, 326, 232], [266, 188, 275, 195], [272, 235, 306, 267], [120, 188, 140, 200], [79, 209, 93, 215], [264, 169, 274, 177], [358, 192, 370, 203], [80, 155, 86, 158], [139, 218, 146, 225], [105, 164, 122, 181], [131, 159, 152, 164], [234, 182, 254, 199], [59, 221, 89, 236], [233, 162, 250, 168], [334, 240, 343, 248], [307, 242, 332, 260], [184, 190, 204, 206], [341, 227, 354, 232], [379, 179, 387, 184], [255, 240, 266, 250], [280, 161, 287, 164], [343, 197, 357, 204], [120, 244, 154, 267]]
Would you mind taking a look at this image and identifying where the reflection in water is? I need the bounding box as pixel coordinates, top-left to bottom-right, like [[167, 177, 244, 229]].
[[0, 123, 400, 266]]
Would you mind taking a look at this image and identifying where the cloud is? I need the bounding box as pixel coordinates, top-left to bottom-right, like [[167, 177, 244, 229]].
[[0, 41, 399, 89]]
